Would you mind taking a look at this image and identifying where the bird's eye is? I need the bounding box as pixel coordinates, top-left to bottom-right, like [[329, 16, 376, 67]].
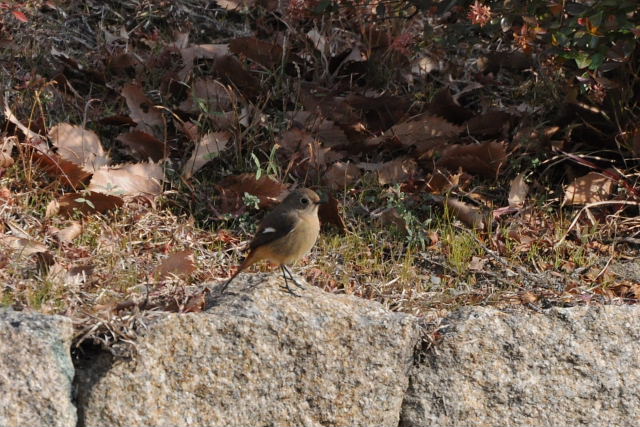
[[300, 197, 309, 205]]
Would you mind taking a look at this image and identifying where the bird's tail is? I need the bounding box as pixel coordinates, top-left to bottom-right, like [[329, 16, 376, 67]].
[[218, 250, 259, 293]]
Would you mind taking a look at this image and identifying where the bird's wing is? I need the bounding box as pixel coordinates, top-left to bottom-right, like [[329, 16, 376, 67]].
[[248, 210, 297, 250]]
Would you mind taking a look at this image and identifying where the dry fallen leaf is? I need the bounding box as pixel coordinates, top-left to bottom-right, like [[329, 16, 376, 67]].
[[388, 114, 461, 153], [468, 256, 488, 271], [519, 291, 538, 304], [48, 123, 109, 172], [183, 132, 231, 179], [323, 161, 362, 190], [445, 197, 486, 229], [426, 170, 472, 194], [463, 111, 513, 138], [54, 221, 82, 243], [218, 173, 288, 213], [377, 158, 418, 185], [438, 140, 508, 179], [178, 78, 237, 114], [154, 250, 196, 281], [0, 136, 16, 168], [563, 171, 616, 205], [116, 131, 167, 162], [121, 83, 163, 133], [508, 173, 529, 208], [49, 192, 124, 217], [179, 44, 230, 80], [0, 235, 48, 256], [31, 150, 92, 188], [318, 193, 346, 231], [88, 162, 164, 197], [229, 37, 285, 70], [372, 207, 408, 235]]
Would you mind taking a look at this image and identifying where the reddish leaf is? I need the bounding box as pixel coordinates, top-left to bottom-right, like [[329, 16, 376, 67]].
[[154, 250, 196, 280], [12, 10, 29, 23], [218, 174, 288, 214], [318, 193, 346, 231], [116, 131, 167, 162], [426, 88, 474, 125], [49, 192, 124, 217], [31, 150, 92, 188], [463, 111, 513, 138], [230, 37, 285, 69]]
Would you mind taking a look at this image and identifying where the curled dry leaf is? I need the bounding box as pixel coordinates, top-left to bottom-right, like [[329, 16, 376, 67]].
[[49, 192, 124, 217], [323, 161, 362, 190], [48, 123, 109, 172], [121, 83, 163, 133], [437, 140, 508, 179], [116, 131, 167, 162], [218, 173, 288, 213], [183, 131, 231, 179], [154, 249, 196, 281], [54, 221, 82, 243], [563, 171, 616, 205], [377, 158, 418, 185], [88, 162, 164, 197], [445, 197, 486, 230], [508, 173, 529, 208], [0, 136, 16, 167]]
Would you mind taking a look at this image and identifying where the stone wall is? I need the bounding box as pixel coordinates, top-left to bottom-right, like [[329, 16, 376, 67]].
[[2, 274, 639, 427]]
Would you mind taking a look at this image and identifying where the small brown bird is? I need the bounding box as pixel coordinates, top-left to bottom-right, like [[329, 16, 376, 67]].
[[220, 188, 322, 295]]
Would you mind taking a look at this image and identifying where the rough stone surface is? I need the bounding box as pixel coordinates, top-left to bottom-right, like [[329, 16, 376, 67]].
[[0, 308, 76, 427], [76, 274, 421, 427], [401, 305, 640, 427]]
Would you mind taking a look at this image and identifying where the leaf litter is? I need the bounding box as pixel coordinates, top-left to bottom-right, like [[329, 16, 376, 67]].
[[0, 0, 638, 353]]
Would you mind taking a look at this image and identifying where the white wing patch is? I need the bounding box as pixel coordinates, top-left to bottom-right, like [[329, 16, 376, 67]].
[[262, 227, 277, 233]]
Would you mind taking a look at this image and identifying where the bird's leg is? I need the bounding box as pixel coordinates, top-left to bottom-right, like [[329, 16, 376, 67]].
[[282, 264, 305, 289], [280, 265, 301, 297]]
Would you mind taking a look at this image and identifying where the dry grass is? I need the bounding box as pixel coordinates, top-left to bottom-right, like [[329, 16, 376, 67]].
[[1, 0, 639, 353]]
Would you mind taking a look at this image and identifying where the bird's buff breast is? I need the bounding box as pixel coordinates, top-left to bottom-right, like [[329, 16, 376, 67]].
[[255, 213, 319, 265]]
